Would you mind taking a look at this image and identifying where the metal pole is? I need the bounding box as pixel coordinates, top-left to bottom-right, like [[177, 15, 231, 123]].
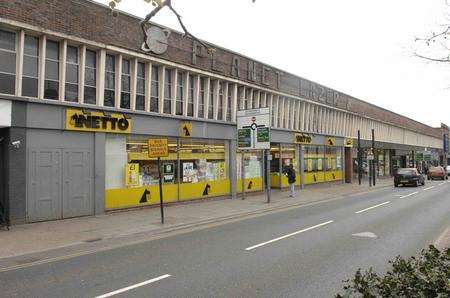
[[372, 129, 376, 186], [358, 130, 362, 185], [266, 149, 271, 203], [157, 157, 164, 224], [241, 151, 245, 200]]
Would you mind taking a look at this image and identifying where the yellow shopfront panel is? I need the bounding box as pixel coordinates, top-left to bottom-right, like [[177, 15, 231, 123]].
[[304, 171, 325, 184], [179, 179, 231, 201], [271, 172, 300, 188], [325, 170, 342, 181], [105, 184, 178, 210], [237, 177, 263, 192]]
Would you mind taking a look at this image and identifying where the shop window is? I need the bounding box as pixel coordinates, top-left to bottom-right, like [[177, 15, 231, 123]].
[[187, 74, 194, 117], [150, 65, 159, 112], [208, 80, 215, 119], [164, 68, 172, 114], [0, 30, 16, 95], [44, 40, 59, 100], [65, 45, 79, 102], [218, 81, 224, 120], [180, 140, 227, 184], [226, 84, 232, 121], [237, 150, 262, 180], [22, 35, 39, 97], [120, 58, 131, 109], [104, 54, 115, 107], [176, 71, 184, 115], [126, 138, 178, 186], [303, 145, 325, 173], [199, 77, 205, 118], [84, 49, 97, 104], [135, 62, 145, 111]]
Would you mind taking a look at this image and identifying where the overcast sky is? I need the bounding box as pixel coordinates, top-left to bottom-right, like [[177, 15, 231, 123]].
[[94, 0, 450, 128]]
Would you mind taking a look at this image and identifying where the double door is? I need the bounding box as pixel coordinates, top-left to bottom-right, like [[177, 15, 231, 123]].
[[27, 149, 93, 222]]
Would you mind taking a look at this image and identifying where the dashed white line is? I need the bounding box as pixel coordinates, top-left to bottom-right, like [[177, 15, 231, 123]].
[[245, 220, 334, 251], [355, 201, 390, 214], [399, 191, 419, 199], [94, 274, 171, 298], [423, 186, 435, 191]]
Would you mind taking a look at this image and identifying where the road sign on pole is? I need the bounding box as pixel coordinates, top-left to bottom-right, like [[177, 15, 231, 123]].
[[148, 138, 169, 224], [237, 108, 270, 150]]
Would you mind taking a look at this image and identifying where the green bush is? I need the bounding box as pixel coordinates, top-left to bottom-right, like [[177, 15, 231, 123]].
[[336, 245, 450, 298]]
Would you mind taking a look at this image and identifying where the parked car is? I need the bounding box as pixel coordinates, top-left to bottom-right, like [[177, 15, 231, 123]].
[[427, 166, 448, 180], [446, 165, 450, 176], [394, 168, 425, 187]]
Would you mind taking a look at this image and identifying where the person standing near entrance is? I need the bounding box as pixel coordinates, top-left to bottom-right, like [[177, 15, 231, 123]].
[[284, 164, 297, 198]]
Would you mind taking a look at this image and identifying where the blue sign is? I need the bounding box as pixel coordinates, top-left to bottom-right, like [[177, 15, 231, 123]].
[[444, 134, 449, 153]]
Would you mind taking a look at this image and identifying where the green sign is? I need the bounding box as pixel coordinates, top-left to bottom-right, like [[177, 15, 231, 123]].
[[238, 128, 251, 148], [257, 127, 270, 142], [416, 153, 423, 161], [424, 154, 431, 161]]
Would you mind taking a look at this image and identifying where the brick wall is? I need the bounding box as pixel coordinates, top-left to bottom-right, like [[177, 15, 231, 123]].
[[0, 0, 441, 138]]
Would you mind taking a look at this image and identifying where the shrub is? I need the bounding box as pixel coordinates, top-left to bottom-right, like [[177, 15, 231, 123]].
[[336, 245, 450, 298]]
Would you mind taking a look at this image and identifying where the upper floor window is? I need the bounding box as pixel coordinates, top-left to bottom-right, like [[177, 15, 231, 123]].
[[0, 30, 16, 95], [209, 80, 215, 119], [150, 65, 159, 112], [226, 84, 232, 121], [136, 62, 145, 111], [187, 74, 194, 117], [44, 40, 60, 100], [104, 54, 115, 107], [120, 58, 130, 109], [218, 82, 224, 121], [199, 77, 205, 118], [176, 72, 184, 115], [22, 35, 39, 98], [164, 68, 172, 114], [84, 49, 96, 104], [65, 45, 78, 102]]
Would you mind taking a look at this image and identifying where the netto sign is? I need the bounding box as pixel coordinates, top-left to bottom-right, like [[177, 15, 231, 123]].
[[66, 109, 132, 133], [294, 133, 312, 144]]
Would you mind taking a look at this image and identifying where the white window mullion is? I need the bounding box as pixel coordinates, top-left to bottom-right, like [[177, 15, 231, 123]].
[[204, 77, 210, 118], [78, 45, 86, 103], [130, 58, 138, 110], [171, 68, 177, 115], [183, 71, 189, 116], [16, 30, 24, 97], [231, 83, 238, 122], [193, 74, 200, 118], [114, 54, 122, 108], [223, 82, 229, 120], [97, 49, 106, 106], [59, 39, 67, 102], [239, 86, 245, 110], [145, 62, 151, 112], [254, 90, 260, 108], [213, 79, 220, 120], [38, 35, 47, 100]]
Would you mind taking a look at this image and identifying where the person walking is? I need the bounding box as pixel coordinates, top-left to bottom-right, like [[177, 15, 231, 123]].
[[284, 164, 297, 198]]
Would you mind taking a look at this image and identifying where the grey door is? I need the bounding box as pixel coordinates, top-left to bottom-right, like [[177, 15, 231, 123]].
[[62, 150, 93, 218], [28, 149, 62, 222]]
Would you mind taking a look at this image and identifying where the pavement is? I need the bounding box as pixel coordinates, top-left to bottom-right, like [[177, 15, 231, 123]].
[[0, 179, 392, 260], [0, 178, 449, 298]]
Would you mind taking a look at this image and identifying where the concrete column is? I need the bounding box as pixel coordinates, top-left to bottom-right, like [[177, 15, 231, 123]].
[[94, 132, 106, 215], [230, 139, 237, 199], [299, 144, 305, 189]]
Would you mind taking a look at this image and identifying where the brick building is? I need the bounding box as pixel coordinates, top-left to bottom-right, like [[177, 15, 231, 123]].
[[0, 0, 446, 224]]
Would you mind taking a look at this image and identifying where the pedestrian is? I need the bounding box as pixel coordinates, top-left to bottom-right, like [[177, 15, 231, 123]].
[[284, 164, 297, 198]]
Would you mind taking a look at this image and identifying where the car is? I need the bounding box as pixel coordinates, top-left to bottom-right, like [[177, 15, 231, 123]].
[[394, 168, 425, 187], [427, 166, 448, 180], [446, 165, 450, 176]]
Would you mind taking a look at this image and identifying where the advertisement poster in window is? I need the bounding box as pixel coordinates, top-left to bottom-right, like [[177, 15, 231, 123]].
[[182, 162, 195, 183], [125, 163, 140, 187], [163, 163, 174, 183]]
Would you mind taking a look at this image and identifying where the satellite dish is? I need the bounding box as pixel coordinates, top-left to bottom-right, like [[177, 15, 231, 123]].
[[141, 26, 171, 55]]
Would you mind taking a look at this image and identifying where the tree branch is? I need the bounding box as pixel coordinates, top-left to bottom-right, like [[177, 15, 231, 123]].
[[413, 52, 450, 63]]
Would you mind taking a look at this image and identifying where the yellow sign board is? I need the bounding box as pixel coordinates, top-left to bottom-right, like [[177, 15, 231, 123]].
[[125, 163, 140, 187], [148, 138, 169, 158], [66, 109, 132, 133], [344, 138, 354, 147], [294, 133, 312, 144], [326, 137, 336, 146], [180, 121, 192, 137]]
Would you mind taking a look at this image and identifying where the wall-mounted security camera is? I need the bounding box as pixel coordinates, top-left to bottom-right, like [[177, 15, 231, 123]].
[[11, 140, 21, 149]]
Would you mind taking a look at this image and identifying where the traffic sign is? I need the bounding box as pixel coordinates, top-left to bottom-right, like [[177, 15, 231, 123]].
[[148, 138, 169, 157], [181, 121, 192, 138], [237, 107, 270, 150]]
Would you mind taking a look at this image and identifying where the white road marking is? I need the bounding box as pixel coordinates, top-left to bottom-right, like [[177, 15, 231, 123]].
[[423, 186, 435, 191], [352, 232, 378, 238], [399, 191, 419, 199], [394, 194, 404, 197], [438, 182, 446, 186], [245, 220, 334, 251], [94, 274, 171, 298], [355, 201, 390, 214]]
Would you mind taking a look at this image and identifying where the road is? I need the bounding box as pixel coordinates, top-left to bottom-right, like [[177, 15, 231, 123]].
[[1, 179, 449, 297]]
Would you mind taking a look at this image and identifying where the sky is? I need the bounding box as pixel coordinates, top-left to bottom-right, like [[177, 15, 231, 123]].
[[94, 0, 450, 128]]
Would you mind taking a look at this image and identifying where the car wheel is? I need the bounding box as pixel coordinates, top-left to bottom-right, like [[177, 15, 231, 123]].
[[427, 176, 430, 180], [394, 183, 398, 187], [422, 181, 425, 186]]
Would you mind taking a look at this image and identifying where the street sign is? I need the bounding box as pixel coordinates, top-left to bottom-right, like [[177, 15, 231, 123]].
[[148, 138, 169, 157], [294, 133, 312, 144], [237, 107, 270, 150], [181, 121, 192, 138]]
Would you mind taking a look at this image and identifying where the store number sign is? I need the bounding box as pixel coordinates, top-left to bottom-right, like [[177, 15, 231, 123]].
[[237, 107, 271, 150], [148, 139, 169, 158]]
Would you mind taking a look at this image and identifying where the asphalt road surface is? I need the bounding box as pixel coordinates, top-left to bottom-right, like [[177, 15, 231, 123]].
[[1, 179, 450, 298]]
